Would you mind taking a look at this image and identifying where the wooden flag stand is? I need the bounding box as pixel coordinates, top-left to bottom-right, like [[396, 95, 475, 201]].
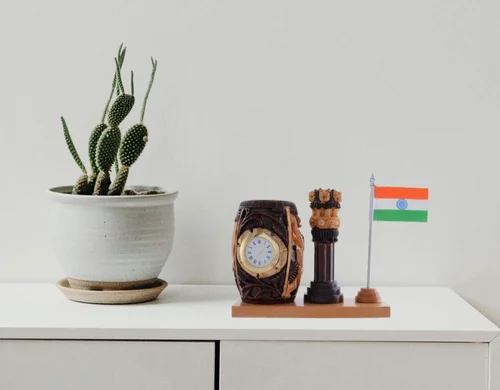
[[232, 186, 391, 319], [354, 175, 384, 305], [355, 288, 382, 303]]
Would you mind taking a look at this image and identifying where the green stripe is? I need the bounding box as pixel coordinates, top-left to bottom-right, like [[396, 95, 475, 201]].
[[373, 209, 428, 222]]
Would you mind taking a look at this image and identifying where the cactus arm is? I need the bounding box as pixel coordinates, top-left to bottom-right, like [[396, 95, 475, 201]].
[[88, 123, 108, 173], [107, 58, 135, 127], [131, 70, 134, 96], [91, 45, 126, 175], [108, 57, 158, 194], [61, 116, 87, 174], [140, 58, 158, 123], [119, 46, 127, 67], [115, 47, 126, 98], [114, 46, 126, 99], [100, 45, 127, 123], [93, 127, 121, 195], [114, 158, 119, 175], [114, 57, 125, 95], [108, 166, 129, 195], [110, 124, 148, 195]]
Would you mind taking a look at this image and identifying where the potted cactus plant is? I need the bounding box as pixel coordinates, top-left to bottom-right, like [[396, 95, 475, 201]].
[[48, 44, 178, 303]]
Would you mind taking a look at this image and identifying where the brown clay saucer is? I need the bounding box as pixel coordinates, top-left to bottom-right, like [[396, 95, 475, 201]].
[[56, 278, 168, 305]]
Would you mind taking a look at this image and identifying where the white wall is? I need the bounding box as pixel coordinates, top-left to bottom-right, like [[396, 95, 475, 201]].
[[1, 0, 499, 320]]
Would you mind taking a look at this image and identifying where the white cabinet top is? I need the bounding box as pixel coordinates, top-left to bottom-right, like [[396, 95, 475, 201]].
[[0, 283, 497, 342]]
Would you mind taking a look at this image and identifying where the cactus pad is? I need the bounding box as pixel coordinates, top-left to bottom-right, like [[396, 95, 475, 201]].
[[88, 123, 108, 173], [108, 166, 129, 195], [87, 172, 97, 190], [96, 127, 121, 172], [72, 174, 89, 195], [119, 124, 148, 167], [93, 171, 111, 195], [107, 94, 135, 127], [61, 116, 87, 174]]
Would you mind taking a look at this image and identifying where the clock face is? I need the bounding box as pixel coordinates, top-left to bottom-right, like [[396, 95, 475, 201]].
[[245, 237, 275, 268], [237, 228, 288, 278]]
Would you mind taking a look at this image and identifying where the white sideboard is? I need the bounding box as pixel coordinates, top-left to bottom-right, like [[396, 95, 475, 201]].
[[0, 283, 497, 390]]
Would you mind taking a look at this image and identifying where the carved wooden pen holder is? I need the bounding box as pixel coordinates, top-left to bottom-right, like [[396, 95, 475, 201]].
[[304, 189, 343, 304], [231, 200, 305, 304]]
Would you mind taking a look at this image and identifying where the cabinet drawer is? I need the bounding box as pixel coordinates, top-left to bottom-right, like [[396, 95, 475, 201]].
[[221, 340, 488, 390], [0, 340, 214, 390]]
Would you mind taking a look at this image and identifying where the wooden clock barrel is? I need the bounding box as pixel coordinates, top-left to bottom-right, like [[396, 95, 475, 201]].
[[231, 200, 304, 304]]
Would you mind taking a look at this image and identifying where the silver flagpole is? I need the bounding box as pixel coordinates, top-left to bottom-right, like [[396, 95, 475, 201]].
[[366, 174, 375, 289]]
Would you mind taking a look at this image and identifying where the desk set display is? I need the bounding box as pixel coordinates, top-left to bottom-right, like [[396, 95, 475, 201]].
[[232, 177, 428, 318]]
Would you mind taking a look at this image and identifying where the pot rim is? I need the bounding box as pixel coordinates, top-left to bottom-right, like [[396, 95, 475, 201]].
[[47, 185, 179, 205]]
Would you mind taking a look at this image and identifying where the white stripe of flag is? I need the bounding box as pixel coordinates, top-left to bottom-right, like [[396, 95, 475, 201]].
[[374, 198, 429, 211]]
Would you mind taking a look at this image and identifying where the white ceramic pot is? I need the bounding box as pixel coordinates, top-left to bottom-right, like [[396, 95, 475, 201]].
[[47, 186, 178, 289]]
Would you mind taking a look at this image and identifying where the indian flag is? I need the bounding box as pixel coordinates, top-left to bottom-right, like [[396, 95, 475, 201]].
[[373, 186, 428, 222]]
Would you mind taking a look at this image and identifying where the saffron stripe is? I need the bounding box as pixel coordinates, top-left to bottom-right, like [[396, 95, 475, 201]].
[[374, 186, 428, 200]]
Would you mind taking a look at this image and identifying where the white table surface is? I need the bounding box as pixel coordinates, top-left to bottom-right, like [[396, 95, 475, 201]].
[[0, 283, 497, 342]]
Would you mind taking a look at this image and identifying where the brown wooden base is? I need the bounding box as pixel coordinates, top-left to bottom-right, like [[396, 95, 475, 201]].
[[232, 296, 390, 318], [355, 288, 381, 304]]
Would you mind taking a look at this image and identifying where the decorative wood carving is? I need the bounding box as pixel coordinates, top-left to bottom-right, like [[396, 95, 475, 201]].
[[232, 200, 304, 304], [304, 188, 344, 304]]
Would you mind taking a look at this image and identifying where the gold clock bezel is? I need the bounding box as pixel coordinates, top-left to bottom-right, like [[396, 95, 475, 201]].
[[237, 228, 287, 278]]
